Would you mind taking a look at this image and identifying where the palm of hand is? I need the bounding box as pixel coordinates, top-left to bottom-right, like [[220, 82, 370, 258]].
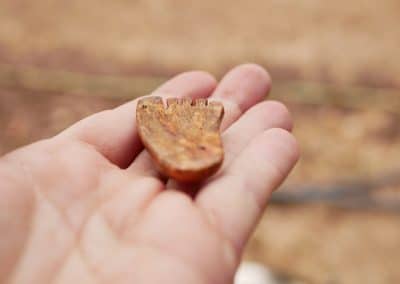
[[0, 65, 298, 284]]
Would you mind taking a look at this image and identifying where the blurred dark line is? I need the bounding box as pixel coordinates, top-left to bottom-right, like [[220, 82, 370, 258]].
[[272, 172, 400, 213]]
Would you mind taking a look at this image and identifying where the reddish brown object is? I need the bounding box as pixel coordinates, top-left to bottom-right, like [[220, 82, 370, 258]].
[[136, 96, 224, 182]]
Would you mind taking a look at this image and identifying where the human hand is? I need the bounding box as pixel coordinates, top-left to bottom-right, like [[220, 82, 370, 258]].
[[0, 64, 299, 284]]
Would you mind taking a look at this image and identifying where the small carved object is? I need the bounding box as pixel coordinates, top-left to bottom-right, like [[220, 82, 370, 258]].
[[136, 96, 224, 182]]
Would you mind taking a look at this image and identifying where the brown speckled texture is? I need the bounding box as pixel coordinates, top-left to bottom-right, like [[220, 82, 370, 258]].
[[136, 96, 224, 182]]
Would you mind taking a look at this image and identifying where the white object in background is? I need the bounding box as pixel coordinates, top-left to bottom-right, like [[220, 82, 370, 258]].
[[234, 261, 279, 284]]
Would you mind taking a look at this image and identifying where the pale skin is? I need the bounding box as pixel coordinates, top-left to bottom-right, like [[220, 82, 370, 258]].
[[0, 64, 299, 284]]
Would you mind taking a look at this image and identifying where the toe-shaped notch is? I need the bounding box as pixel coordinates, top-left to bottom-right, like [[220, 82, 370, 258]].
[[138, 96, 164, 109], [192, 98, 208, 107]]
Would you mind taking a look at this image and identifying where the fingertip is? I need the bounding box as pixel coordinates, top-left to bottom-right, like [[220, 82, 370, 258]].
[[178, 70, 218, 90], [235, 63, 272, 91], [216, 63, 272, 111], [188, 70, 218, 87], [157, 70, 218, 97], [262, 128, 300, 166], [251, 100, 293, 132]]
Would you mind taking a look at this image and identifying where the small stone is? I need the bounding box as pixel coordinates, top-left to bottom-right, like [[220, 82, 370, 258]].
[[136, 96, 224, 182]]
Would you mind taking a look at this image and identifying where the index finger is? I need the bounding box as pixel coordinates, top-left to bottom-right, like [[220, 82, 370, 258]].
[[60, 71, 217, 168]]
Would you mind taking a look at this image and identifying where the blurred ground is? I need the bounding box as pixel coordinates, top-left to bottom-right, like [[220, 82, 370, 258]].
[[1, 0, 400, 87], [0, 1, 400, 283]]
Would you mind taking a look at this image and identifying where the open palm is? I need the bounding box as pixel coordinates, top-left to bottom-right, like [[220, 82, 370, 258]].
[[0, 64, 298, 284]]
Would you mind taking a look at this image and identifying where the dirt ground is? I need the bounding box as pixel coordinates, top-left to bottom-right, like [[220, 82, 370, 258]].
[[0, 0, 399, 87], [1, 1, 400, 283]]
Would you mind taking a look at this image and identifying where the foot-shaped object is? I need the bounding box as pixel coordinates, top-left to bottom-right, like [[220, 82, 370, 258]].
[[136, 96, 224, 182]]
